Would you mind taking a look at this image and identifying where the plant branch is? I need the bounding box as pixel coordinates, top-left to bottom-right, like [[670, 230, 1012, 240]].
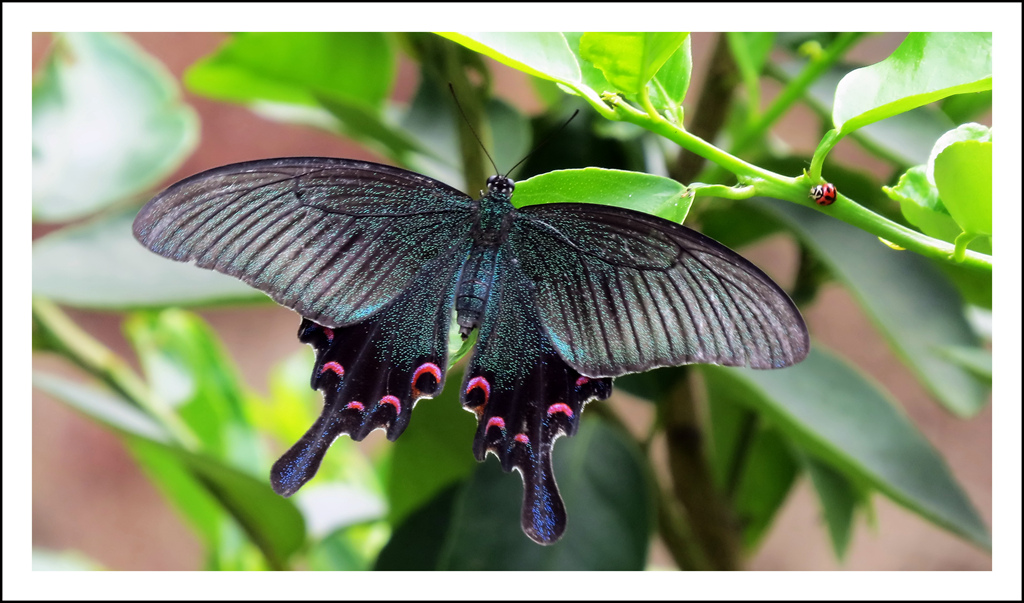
[[599, 95, 992, 273], [588, 397, 713, 570], [661, 369, 741, 570], [672, 33, 739, 182], [32, 296, 197, 448], [732, 32, 865, 156]]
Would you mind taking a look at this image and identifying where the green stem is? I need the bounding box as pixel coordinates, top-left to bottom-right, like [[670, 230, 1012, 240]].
[[588, 399, 714, 570], [661, 369, 741, 570], [733, 33, 864, 156], [672, 33, 739, 182], [691, 184, 756, 200], [723, 410, 759, 500], [441, 42, 489, 193], [32, 297, 197, 448], [656, 485, 710, 571], [603, 96, 992, 273]]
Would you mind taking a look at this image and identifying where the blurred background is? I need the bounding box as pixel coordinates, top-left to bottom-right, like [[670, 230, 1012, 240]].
[[31, 32, 992, 570]]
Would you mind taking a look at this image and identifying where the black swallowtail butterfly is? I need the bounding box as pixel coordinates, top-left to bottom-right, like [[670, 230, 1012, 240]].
[[133, 157, 809, 544]]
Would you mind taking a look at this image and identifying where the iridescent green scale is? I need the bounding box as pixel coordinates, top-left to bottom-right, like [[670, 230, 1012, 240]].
[[133, 157, 808, 544]]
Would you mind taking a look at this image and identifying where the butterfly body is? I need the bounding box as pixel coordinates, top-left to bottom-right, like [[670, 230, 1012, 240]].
[[455, 187, 513, 336], [134, 157, 809, 544]]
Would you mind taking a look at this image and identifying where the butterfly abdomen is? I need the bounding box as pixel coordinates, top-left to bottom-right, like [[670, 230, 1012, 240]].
[[455, 191, 516, 338], [455, 243, 499, 338]]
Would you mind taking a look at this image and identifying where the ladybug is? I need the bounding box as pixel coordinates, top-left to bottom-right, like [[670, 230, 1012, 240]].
[[809, 183, 837, 206]]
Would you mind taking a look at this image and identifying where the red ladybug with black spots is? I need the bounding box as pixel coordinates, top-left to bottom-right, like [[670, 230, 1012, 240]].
[[809, 183, 837, 206]]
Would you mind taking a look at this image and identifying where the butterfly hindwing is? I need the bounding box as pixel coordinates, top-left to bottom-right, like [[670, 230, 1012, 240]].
[[133, 158, 474, 328], [461, 249, 613, 544], [510, 203, 809, 376], [271, 244, 468, 496]]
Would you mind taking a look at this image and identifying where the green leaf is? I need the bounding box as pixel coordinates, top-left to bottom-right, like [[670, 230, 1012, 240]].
[[804, 455, 860, 561], [31, 209, 264, 309], [833, 33, 992, 136], [697, 201, 785, 250], [886, 166, 960, 241], [707, 384, 799, 550], [730, 427, 799, 549], [400, 75, 531, 188], [698, 347, 990, 550], [762, 200, 989, 417], [934, 346, 992, 383], [933, 140, 992, 238], [33, 33, 197, 222], [126, 437, 228, 554], [926, 123, 992, 183], [307, 522, 390, 571], [377, 419, 652, 570], [180, 445, 305, 570], [514, 168, 690, 223], [578, 32, 689, 95], [33, 372, 307, 569], [33, 371, 173, 442], [124, 310, 264, 472], [936, 261, 992, 310], [32, 549, 104, 571], [648, 35, 692, 119], [726, 32, 775, 119], [779, 59, 954, 167], [185, 32, 394, 110], [884, 162, 992, 271], [440, 32, 587, 92], [940, 90, 992, 124], [385, 365, 477, 526], [315, 96, 426, 164]]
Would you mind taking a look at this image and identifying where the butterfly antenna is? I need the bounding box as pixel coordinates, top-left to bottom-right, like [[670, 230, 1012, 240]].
[[448, 83, 500, 176], [504, 109, 579, 179]]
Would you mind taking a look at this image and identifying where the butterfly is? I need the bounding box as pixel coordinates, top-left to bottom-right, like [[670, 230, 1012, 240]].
[[133, 157, 809, 544]]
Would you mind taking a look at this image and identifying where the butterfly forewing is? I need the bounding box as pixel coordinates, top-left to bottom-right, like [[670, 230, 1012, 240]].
[[510, 203, 809, 376], [133, 158, 475, 327]]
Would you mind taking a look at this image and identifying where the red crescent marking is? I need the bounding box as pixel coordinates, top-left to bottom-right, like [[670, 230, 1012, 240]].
[[379, 395, 401, 414], [486, 416, 506, 432], [575, 376, 590, 387], [320, 361, 344, 376], [547, 403, 574, 418], [322, 327, 334, 343], [514, 433, 530, 445], [345, 401, 364, 412], [412, 362, 442, 385], [466, 376, 491, 404]]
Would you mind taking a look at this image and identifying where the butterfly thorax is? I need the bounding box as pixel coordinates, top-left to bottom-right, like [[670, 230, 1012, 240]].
[[455, 176, 516, 338]]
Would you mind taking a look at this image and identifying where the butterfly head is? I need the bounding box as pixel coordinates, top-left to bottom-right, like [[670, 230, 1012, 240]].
[[486, 174, 515, 198]]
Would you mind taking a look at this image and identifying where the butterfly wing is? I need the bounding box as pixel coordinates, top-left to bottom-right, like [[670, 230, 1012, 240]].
[[510, 203, 809, 377], [460, 249, 613, 544], [133, 157, 476, 496], [273, 241, 468, 496], [133, 157, 474, 327]]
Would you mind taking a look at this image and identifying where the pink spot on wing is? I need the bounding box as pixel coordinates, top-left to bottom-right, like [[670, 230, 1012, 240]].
[[322, 327, 334, 343], [321, 361, 344, 376], [378, 395, 401, 414], [547, 403, 574, 418], [466, 376, 491, 404], [486, 416, 506, 432], [575, 376, 590, 387], [514, 433, 530, 445], [345, 401, 364, 412], [412, 362, 442, 385]]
